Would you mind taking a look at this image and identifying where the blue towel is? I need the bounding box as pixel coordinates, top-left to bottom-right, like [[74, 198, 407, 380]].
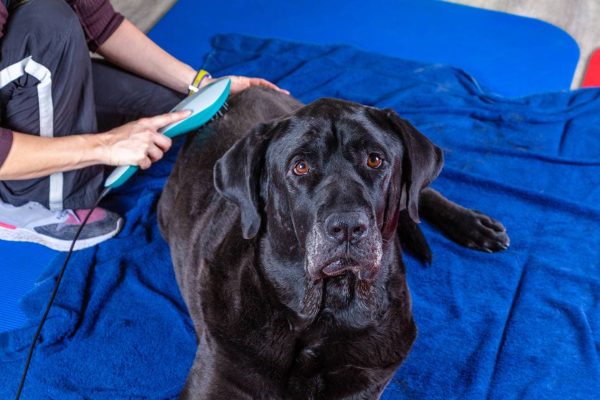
[[1, 34, 599, 399]]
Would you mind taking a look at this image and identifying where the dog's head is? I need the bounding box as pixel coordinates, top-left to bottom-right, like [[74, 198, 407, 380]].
[[214, 98, 442, 308]]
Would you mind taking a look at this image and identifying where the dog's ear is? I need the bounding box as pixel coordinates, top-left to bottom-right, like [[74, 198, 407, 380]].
[[384, 109, 444, 223], [214, 123, 273, 239]]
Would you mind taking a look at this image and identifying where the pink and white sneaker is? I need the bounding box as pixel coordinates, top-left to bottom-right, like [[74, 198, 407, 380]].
[[0, 201, 122, 251]]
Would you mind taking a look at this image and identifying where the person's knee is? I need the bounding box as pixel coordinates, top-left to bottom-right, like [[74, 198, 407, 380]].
[[7, 0, 85, 51]]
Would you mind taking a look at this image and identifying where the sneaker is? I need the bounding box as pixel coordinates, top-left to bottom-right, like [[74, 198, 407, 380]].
[[0, 201, 123, 251]]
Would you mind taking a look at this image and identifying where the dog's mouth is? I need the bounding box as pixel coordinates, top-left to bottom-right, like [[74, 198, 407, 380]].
[[321, 257, 379, 282]]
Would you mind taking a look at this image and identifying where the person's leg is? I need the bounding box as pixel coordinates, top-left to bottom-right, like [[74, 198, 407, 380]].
[[0, 0, 121, 251], [0, 0, 103, 210], [91, 58, 184, 132]]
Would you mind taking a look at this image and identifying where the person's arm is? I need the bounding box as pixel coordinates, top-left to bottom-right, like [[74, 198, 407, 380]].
[[0, 111, 189, 180], [97, 19, 195, 94], [97, 19, 288, 95]]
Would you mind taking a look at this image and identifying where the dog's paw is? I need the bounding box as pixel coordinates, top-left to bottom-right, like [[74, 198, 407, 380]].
[[452, 209, 510, 253]]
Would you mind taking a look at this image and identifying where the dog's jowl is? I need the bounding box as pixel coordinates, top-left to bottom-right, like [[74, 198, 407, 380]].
[[158, 87, 508, 399]]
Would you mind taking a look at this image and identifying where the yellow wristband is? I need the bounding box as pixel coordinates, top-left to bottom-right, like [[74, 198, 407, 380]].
[[188, 69, 211, 96]]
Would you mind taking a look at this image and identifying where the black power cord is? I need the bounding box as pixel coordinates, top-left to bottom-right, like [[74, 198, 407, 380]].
[[14, 187, 110, 399]]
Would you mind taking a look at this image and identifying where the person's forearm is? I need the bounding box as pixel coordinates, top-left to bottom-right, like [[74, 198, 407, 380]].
[[97, 19, 197, 94], [0, 111, 188, 181], [0, 131, 106, 180]]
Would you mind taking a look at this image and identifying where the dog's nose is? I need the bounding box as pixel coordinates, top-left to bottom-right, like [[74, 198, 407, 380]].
[[325, 212, 369, 243]]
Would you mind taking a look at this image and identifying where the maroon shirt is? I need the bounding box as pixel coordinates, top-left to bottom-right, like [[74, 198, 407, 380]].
[[0, 0, 124, 169]]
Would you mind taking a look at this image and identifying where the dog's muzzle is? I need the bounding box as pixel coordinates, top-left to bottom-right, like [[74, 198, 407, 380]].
[[306, 211, 383, 282]]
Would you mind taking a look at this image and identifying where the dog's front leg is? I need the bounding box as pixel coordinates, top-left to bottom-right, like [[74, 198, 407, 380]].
[[180, 335, 282, 400], [419, 187, 510, 252], [180, 349, 258, 400]]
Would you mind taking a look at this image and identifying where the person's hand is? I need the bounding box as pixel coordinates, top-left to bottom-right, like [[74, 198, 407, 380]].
[[100, 110, 191, 169], [203, 75, 290, 96]]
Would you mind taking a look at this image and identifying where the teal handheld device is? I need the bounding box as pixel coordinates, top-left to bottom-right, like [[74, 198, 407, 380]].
[[103, 77, 231, 189]]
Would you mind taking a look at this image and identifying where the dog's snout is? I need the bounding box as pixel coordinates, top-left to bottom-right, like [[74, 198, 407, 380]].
[[325, 212, 369, 244]]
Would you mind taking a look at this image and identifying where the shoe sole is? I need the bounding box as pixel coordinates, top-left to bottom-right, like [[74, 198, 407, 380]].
[[0, 218, 123, 252]]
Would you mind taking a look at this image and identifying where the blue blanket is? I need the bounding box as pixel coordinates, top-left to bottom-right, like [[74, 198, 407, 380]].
[[1, 34, 599, 399]]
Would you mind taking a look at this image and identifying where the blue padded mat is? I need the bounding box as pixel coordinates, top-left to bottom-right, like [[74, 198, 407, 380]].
[[1, 34, 598, 399], [0, 242, 55, 332], [0, 0, 580, 334], [149, 0, 579, 98]]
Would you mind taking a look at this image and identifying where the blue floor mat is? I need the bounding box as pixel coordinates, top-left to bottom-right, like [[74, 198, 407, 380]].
[[1, 34, 598, 399], [0, 243, 55, 332], [149, 0, 579, 98]]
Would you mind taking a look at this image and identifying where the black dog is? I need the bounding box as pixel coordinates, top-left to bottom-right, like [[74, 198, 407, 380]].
[[158, 87, 508, 399]]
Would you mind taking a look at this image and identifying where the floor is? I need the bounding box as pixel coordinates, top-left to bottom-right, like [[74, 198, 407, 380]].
[[111, 0, 175, 33], [114, 0, 599, 87]]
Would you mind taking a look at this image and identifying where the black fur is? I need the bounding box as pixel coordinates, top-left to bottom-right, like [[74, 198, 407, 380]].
[[158, 87, 508, 399]]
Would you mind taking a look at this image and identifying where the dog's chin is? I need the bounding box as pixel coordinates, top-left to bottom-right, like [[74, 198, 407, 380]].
[[317, 271, 385, 322], [299, 255, 382, 315]]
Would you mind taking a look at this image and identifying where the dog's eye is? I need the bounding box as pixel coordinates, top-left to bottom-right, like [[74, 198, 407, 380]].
[[293, 160, 310, 176], [367, 153, 383, 169]]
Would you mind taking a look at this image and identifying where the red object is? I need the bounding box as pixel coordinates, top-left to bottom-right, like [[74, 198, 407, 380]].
[[582, 49, 600, 87]]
